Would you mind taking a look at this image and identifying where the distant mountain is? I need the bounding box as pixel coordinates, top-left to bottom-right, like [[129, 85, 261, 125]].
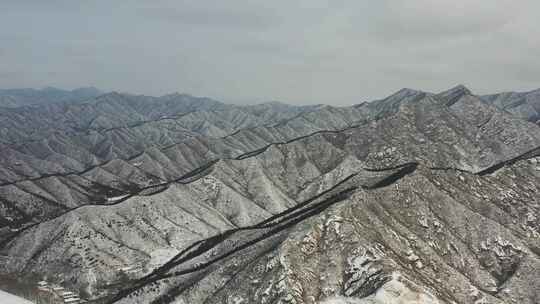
[[481, 88, 540, 125], [0, 87, 103, 108]]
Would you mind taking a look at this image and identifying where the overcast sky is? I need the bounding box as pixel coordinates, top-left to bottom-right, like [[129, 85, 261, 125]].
[[0, 0, 539, 105]]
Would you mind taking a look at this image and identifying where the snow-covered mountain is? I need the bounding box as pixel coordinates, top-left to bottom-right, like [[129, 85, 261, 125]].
[[0, 86, 539, 304]]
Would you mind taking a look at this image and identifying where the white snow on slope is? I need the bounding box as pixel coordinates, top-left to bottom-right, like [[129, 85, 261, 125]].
[[0, 289, 34, 304]]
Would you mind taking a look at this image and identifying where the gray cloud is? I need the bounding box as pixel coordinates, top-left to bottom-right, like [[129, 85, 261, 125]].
[[0, 0, 539, 105]]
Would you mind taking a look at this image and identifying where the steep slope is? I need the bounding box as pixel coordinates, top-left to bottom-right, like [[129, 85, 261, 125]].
[[1, 89, 539, 303], [152, 157, 539, 304]]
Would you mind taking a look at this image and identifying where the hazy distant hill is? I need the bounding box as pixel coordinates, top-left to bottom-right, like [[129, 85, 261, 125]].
[[0, 87, 102, 108], [482, 88, 540, 125]]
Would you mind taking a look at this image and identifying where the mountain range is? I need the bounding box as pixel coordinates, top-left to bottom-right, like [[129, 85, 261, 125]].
[[0, 85, 539, 304]]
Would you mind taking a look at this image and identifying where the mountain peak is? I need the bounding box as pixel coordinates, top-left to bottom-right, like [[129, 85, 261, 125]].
[[260, 100, 288, 106], [160, 92, 184, 99], [98, 91, 126, 100], [440, 84, 472, 96], [394, 87, 423, 96], [42, 86, 63, 92], [437, 84, 472, 106], [71, 86, 102, 94]]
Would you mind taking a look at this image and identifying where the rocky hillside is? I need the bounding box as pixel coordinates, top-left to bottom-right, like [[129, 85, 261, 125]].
[[0, 86, 539, 304]]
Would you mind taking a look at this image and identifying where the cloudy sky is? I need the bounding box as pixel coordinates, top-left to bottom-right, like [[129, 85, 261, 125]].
[[0, 0, 539, 104]]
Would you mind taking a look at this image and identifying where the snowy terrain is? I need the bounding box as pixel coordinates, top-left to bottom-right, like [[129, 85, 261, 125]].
[[0, 289, 33, 304]]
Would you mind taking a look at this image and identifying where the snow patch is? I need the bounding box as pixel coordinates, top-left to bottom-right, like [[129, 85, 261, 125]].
[[106, 194, 129, 202], [146, 248, 180, 272], [320, 273, 441, 304], [0, 290, 34, 304]]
